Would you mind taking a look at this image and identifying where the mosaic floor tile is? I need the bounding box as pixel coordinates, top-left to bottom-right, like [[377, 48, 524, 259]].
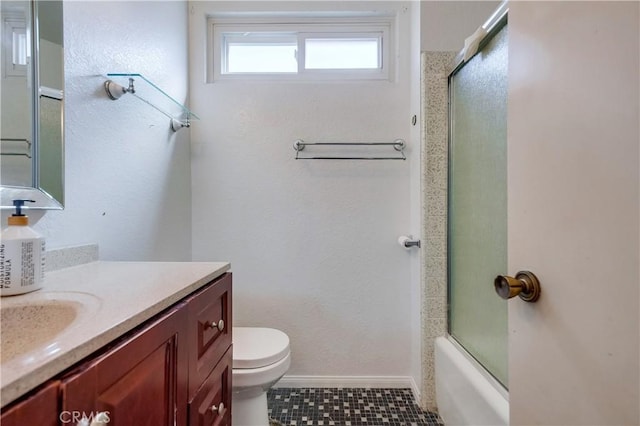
[[267, 388, 443, 426]]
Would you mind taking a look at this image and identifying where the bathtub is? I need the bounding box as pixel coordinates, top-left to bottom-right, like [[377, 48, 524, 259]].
[[435, 336, 509, 425]]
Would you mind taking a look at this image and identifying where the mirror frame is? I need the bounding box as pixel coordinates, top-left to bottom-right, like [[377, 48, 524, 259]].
[[1, 0, 64, 210]]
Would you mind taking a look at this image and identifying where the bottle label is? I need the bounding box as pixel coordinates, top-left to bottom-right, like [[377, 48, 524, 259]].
[[0, 238, 43, 290], [0, 243, 9, 289]]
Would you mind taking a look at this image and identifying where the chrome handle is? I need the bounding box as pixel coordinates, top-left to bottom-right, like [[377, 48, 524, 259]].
[[403, 239, 421, 248], [206, 319, 225, 332], [398, 235, 421, 249], [494, 271, 541, 303], [210, 402, 225, 416]]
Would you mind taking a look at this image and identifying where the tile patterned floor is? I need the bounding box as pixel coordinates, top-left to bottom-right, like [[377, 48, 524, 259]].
[[267, 388, 444, 426]]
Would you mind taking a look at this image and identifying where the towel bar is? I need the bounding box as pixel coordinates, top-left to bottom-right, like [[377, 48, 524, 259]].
[[293, 139, 406, 160]]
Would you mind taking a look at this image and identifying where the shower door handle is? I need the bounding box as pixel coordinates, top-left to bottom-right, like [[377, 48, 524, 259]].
[[494, 271, 541, 303]]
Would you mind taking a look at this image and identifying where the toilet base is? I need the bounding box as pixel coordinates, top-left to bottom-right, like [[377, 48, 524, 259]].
[[232, 390, 269, 426]]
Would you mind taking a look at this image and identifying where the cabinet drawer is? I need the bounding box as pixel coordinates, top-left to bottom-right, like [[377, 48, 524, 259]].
[[189, 347, 232, 426], [187, 273, 232, 397]]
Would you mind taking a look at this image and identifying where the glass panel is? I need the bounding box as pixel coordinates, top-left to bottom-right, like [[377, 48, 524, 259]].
[[1, 0, 65, 210], [0, 138, 31, 187], [304, 37, 379, 69], [38, 96, 63, 202], [1, 0, 33, 187], [448, 23, 508, 386], [225, 34, 297, 74], [106, 73, 199, 121], [227, 44, 297, 73], [12, 29, 27, 65]]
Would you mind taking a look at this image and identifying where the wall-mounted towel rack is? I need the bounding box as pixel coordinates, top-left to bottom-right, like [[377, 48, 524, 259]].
[[1, 138, 32, 158], [293, 139, 406, 160]]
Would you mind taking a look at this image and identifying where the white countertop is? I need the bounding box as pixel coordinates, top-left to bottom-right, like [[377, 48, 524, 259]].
[[0, 261, 230, 407]]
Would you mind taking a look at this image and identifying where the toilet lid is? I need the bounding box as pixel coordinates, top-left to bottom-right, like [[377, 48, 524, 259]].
[[233, 327, 290, 369]]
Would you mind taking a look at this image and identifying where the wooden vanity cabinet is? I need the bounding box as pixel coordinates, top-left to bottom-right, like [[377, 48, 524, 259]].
[[60, 303, 188, 426], [0, 272, 232, 426]]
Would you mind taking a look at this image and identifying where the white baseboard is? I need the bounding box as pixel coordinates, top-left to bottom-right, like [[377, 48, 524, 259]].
[[274, 375, 421, 403], [409, 376, 421, 405]]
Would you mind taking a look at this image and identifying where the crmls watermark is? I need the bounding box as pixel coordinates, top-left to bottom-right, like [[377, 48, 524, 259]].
[[59, 411, 111, 424]]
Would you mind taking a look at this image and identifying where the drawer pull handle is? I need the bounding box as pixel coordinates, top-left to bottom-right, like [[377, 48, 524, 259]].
[[206, 319, 225, 332], [210, 402, 226, 416]]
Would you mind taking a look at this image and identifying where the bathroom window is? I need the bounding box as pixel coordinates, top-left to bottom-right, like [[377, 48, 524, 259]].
[[209, 18, 392, 81], [303, 36, 381, 70], [223, 33, 298, 74], [2, 14, 28, 78]]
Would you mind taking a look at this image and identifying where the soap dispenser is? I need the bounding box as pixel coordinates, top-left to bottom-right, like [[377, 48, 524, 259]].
[[0, 199, 45, 296]]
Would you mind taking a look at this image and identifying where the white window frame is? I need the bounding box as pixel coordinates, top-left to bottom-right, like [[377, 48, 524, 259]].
[[208, 17, 393, 82]]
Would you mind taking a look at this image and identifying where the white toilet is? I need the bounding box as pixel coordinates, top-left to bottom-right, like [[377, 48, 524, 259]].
[[232, 327, 291, 426]]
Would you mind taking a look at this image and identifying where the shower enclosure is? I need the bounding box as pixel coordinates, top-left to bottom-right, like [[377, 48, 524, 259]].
[[448, 15, 508, 387], [433, 5, 509, 425]]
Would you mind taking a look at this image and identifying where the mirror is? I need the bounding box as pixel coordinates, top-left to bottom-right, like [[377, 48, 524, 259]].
[[0, 0, 64, 209]]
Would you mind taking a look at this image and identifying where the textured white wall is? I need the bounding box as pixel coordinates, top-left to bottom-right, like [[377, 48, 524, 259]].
[[7, 1, 192, 261], [409, 0, 424, 397], [190, 1, 418, 381], [421, 1, 500, 51]]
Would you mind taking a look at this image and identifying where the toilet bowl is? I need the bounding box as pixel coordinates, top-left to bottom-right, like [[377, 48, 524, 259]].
[[232, 327, 291, 426]]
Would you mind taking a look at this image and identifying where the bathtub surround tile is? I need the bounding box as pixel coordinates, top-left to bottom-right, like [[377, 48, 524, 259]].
[[268, 388, 443, 426], [421, 51, 456, 411], [424, 156, 448, 190], [425, 297, 447, 321], [424, 275, 445, 299], [425, 131, 447, 159], [426, 318, 447, 338], [425, 256, 446, 280], [424, 52, 457, 75], [425, 219, 446, 243], [425, 237, 446, 262]]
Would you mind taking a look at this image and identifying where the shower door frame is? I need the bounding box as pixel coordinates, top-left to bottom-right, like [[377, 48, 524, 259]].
[[445, 8, 509, 391]]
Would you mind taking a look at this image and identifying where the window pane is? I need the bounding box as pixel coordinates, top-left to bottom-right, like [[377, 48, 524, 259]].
[[12, 30, 27, 65], [304, 38, 380, 69], [226, 43, 297, 73]]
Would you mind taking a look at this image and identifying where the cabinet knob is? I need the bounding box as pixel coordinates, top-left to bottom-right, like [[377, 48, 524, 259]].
[[207, 319, 224, 332], [210, 402, 225, 416]]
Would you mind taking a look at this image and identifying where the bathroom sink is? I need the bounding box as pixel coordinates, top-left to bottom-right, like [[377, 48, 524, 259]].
[[0, 292, 100, 364]]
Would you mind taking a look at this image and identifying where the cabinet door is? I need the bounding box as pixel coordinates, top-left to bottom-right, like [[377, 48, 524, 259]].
[[187, 273, 232, 398], [61, 304, 188, 426], [0, 380, 59, 426], [189, 347, 232, 426]]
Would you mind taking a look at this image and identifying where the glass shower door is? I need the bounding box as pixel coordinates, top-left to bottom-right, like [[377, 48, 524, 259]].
[[448, 22, 508, 386]]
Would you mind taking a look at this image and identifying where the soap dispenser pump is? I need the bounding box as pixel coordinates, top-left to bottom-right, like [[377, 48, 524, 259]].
[[0, 199, 46, 296]]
